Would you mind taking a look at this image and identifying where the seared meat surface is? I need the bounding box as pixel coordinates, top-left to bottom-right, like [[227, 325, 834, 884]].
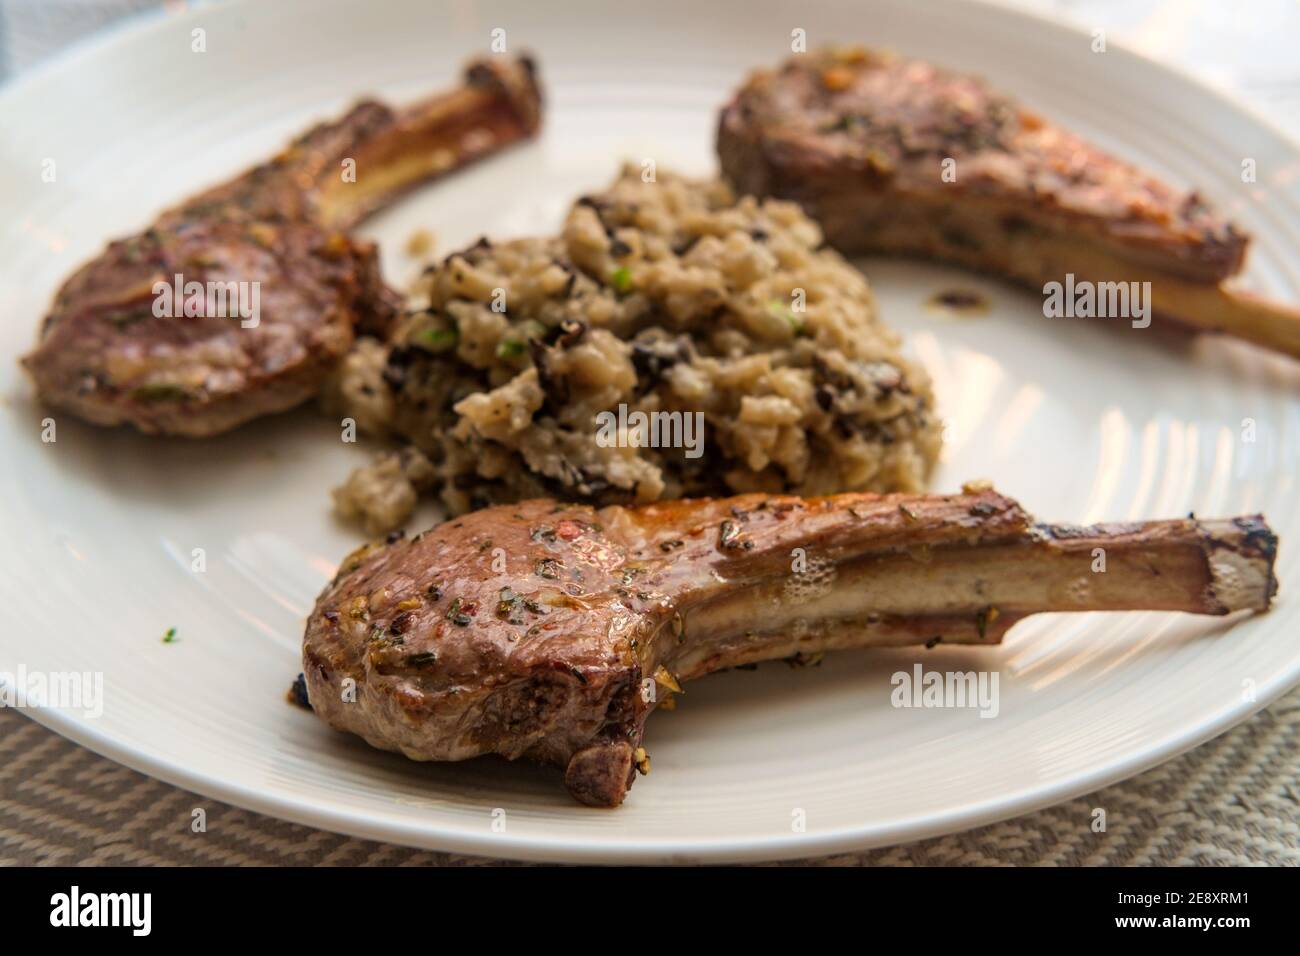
[[22, 56, 541, 437], [718, 49, 1300, 357], [302, 485, 1276, 806]]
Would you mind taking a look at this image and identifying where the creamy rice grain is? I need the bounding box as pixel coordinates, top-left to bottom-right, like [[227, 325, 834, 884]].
[[328, 165, 942, 527]]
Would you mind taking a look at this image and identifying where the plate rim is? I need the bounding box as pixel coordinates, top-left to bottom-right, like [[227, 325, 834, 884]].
[[13, 663, 1294, 862]]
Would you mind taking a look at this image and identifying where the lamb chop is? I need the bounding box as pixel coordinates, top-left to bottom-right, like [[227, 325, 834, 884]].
[[301, 484, 1276, 807], [21, 55, 542, 437], [718, 48, 1300, 359]]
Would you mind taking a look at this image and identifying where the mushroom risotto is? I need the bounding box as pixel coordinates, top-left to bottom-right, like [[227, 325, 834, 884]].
[[326, 164, 942, 532]]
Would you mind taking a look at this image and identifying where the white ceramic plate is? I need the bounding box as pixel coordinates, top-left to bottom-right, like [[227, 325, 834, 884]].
[[1, 0, 1298, 863]]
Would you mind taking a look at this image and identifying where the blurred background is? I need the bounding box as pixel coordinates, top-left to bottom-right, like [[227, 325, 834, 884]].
[[2, 0, 1299, 144], [2, 0, 1299, 114]]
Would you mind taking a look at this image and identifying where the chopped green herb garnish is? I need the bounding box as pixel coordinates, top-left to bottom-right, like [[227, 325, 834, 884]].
[[496, 587, 526, 624], [445, 597, 472, 627], [417, 326, 458, 351], [131, 383, 191, 403], [496, 337, 526, 359], [610, 267, 633, 295], [767, 298, 803, 335], [368, 624, 398, 645], [493, 586, 546, 626], [162, 627, 178, 643]]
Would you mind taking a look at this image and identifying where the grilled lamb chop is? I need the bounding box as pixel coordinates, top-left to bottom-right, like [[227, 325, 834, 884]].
[[301, 484, 1276, 806], [718, 48, 1300, 359], [21, 56, 542, 437]]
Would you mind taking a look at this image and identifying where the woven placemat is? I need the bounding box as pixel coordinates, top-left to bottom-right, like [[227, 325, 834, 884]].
[[2, 690, 1297, 866]]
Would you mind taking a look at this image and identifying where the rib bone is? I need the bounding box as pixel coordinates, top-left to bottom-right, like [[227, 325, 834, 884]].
[[301, 486, 1277, 806], [718, 48, 1300, 359], [22, 56, 542, 437]]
